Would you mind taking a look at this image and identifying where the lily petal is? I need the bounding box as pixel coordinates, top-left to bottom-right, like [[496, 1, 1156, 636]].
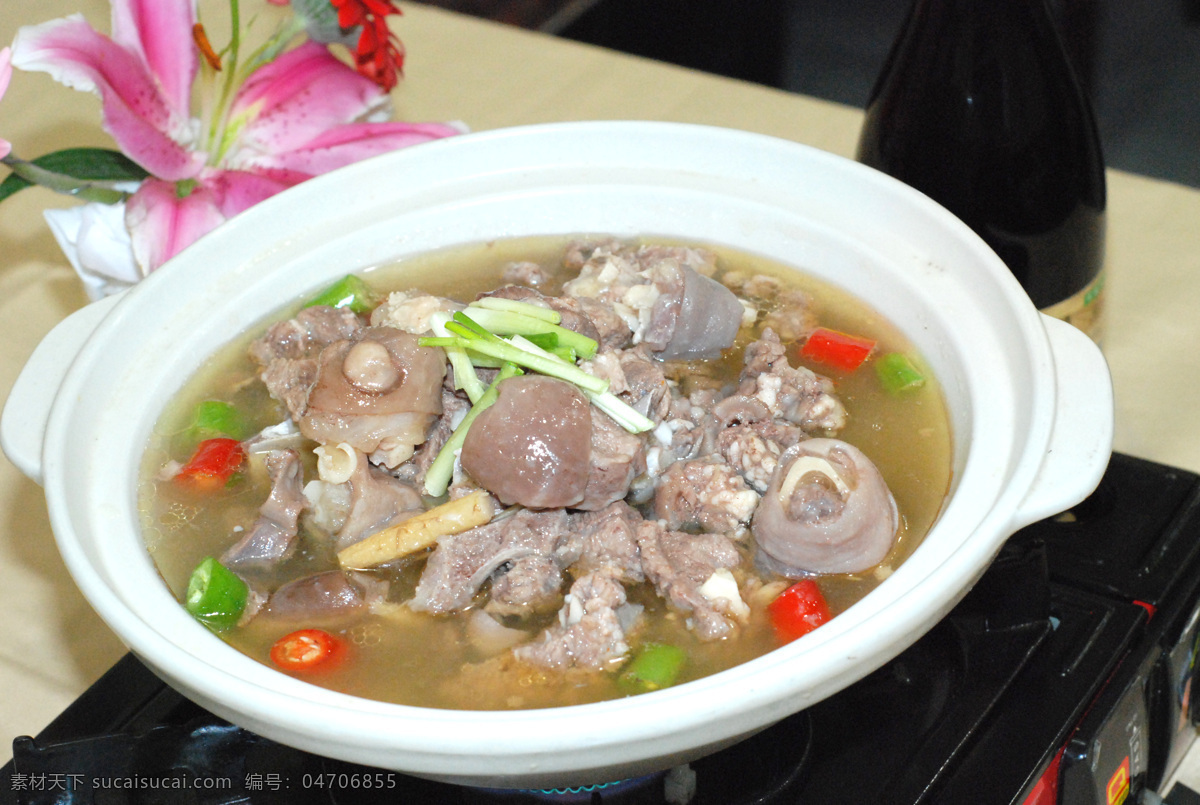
[[12, 15, 202, 181], [0, 47, 12, 160], [228, 41, 393, 156], [110, 0, 198, 117], [126, 178, 226, 272], [202, 167, 296, 219], [246, 121, 461, 177]]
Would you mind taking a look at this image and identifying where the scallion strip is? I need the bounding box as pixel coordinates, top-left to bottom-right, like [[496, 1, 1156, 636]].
[[441, 316, 609, 395], [470, 296, 561, 323], [423, 363, 524, 498], [461, 305, 598, 359], [429, 311, 487, 404]]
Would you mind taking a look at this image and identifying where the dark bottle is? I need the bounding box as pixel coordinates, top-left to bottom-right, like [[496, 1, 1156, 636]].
[[856, 0, 1107, 341]]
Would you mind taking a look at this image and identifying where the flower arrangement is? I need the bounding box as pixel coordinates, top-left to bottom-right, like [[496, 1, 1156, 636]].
[[0, 0, 460, 299]]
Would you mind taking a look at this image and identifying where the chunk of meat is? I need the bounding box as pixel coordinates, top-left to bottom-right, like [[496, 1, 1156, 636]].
[[563, 244, 743, 361], [409, 509, 569, 614], [249, 306, 363, 366], [300, 327, 446, 468], [460, 375, 592, 509], [739, 329, 847, 434], [221, 450, 306, 570], [575, 407, 645, 511], [653, 456, 759, 534], [263, 570, 387, 621], [335, 455, 424, 551], [487, 555, 565, 616], [636, 520, 744, 641], [560, 501, 645, 583], [512, 569, 632, 671], [369, 290, 462, 333], [752, 439, 899, 575]]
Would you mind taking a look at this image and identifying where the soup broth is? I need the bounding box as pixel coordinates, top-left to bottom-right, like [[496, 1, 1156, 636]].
[[139, 236, 953, 710]]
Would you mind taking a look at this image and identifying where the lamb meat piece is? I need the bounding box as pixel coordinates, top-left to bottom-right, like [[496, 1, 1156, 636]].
[[487, 555, 564, 616], [617, 346, 671, 423], [512, 569, 632, 671], [560, 501, 645, 583], [739, 328, 847, 434], [335, 456, 424, 551], [563, 244, 743, 361], [393, 388, 470, 488], [460, 375, 592, 509], [717, 425, 784, 493], [221, 449, 307, 570], [636, 520, 745, 641], [409, 509, 570, 614], [575, 296, 632, 350], [249, 305, 362, 366], [501, 261, 551, 287], [574, 407, 646, 512], [259, 357, 318, 420], [262, 570, 387, 621], [653, 456, 760, 534], [300, 327, 446, 468]]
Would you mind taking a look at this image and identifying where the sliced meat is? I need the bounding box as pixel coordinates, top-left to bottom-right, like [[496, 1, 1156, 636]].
[[221, 450, 306, 570], [653, 456, 760, 534], [300, 327, 446, 468], [459, 375, 592, 509], [409, 509, 570, 614], [636, 520, 744, 641], [752, 439, 899, 575]]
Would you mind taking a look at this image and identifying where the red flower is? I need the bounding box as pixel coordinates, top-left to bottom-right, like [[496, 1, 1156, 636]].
[[330, 0, 405, 91]]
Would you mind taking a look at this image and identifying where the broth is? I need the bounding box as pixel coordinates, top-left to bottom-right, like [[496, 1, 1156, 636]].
[[139, 236, 953, 709]]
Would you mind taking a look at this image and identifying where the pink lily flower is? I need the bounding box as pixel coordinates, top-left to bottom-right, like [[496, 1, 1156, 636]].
[[0, 47, 12, 160], [12, 0, 459, 273]]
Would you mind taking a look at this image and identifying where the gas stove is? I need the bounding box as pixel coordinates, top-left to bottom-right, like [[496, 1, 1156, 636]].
[[5, 452, 1200, 805]]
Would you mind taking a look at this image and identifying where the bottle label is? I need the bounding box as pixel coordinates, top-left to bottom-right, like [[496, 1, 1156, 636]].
[[1040, 270, 1105, 344]]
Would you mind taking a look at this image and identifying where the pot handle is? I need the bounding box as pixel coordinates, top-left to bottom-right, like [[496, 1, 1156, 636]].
[[0, 294, 123, 487], [1009, 314, 1114, 530]]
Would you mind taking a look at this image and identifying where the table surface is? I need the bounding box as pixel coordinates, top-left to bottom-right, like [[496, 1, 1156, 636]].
[[3, 0, 1200, 790]]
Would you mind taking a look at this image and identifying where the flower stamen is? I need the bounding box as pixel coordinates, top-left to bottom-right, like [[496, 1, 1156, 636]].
[[193, 24, 223, 71]]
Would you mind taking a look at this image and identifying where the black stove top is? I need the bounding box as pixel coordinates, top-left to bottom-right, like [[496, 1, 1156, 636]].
[[6, 452, 1200, 805]]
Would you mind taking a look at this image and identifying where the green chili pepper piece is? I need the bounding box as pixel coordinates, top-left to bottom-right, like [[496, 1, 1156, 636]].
[[187, 400, 248, 441], [876, 352, 926, 395], [185, 556, 249, 631], [304, 274, 379, 315], [617, 643, 687, 695]]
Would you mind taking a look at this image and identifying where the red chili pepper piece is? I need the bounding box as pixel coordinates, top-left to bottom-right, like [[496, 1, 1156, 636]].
[[768, 579, 833, 644], [175, 437, 245, 491], [798, 327, 877, 372], [270, 629, 344, 672]]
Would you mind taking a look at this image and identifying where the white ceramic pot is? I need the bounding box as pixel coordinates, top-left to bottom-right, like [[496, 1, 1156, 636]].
[[0, 122, 1112, 789]]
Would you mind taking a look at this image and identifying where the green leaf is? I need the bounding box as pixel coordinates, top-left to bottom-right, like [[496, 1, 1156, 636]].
[[0, 148, 149, 203]]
